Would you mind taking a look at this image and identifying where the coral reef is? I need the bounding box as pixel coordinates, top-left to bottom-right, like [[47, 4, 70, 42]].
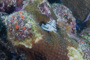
[[3, 11, 43, 48], [0, 0, 90, 60], [51, 3, 76, 36], [60, 0, 90, 32], [0, 0, 29, 14], [79, 28, 90, 49]]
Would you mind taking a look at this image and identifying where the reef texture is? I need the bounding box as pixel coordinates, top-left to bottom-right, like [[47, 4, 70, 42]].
[[51, 3, 76, 36], [0, 0, 90, 60], [60, 0, 90, 28], [0, 0, 29, 14]]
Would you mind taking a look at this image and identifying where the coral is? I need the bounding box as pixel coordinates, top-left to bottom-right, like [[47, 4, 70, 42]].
[[37, 2, 51, 16], [15, 30, 79, 60], [69, 30, 90, 60], [1, 0, 89, 60], [0, 0, 30, 13], [67, 46, 87, 60], [0, 0, 16, 14], [79, 28, 90, 47], [3, 11, 43, 48], [51, 3, 76, 36]]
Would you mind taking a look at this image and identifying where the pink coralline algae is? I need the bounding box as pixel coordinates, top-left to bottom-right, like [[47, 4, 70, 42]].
[[37, 2, 51, 16], [0, 0, 16, 13], [52, 4, 76, 36], [0, 0, 29, 14]]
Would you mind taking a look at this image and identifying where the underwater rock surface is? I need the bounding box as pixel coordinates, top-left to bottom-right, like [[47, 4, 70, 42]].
[[0, 0, 90, 60]]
